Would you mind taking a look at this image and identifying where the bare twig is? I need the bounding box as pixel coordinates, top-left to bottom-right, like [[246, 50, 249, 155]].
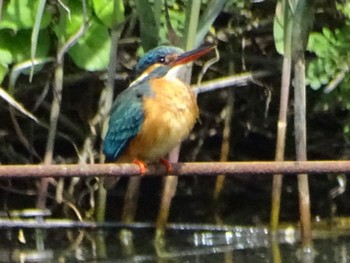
[[192, 71, 270, 95], [9, 107, 41, 160]]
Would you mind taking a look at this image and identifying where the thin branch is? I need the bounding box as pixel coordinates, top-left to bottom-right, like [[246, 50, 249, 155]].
[[56, 0, 88, 64], [0, 161, 350, 178], [192, 71, 270, 95]]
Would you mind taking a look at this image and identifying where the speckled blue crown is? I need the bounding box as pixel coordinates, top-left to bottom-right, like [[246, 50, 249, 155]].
[[136, 46, 184, 75]]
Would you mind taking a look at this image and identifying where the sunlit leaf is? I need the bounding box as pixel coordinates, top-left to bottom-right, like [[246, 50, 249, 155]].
[[92, 0, 125, 28], [0, 45, 13, 65], [273, 0, 293, 56], [0, 29, 50, 74], [0, 0, 52, 31], [195, 0, 226, 46], [68, 22, 111, 71], [0, 64, 8, 84], [54, 0, 92, 39], [54, 1, 111, 71], [307, 33, 329, 58], [273, 3, 284, 55]]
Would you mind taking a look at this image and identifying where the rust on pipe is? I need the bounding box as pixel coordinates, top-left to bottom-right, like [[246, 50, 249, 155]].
[[0, 161, 349, 179]]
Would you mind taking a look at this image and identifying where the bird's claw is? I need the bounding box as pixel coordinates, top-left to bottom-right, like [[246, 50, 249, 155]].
[[133, 159, 147, 175], [159, 158, 173, 174]]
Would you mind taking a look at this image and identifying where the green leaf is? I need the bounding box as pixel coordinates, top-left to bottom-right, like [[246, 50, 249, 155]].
[[322, 27, 334, 42], [0, 29, 50, 67], [273, 0, 293, 56], [5, 30, 50, 63], [307, 32, 330, 58], [134, 0, 159, 51], [68, 21, 111, 71], [92, 0, 125, 28], [55, 0, 92, 40], [54, 1, 110, 71], [0, 42, 13, 65], [0, 64, 8, 84], [0, 0, 52, 31], [195, 0, 226, 47], [273, 5, 284, 55]]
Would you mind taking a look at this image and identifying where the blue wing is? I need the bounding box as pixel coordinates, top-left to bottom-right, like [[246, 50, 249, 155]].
[[103, 88, 145, 161]]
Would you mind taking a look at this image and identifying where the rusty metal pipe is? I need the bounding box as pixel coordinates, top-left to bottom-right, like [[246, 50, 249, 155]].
[[0, 161, 349, 178]]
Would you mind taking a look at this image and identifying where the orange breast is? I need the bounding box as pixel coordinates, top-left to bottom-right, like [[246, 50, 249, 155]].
[[118, 77, 199, 162]]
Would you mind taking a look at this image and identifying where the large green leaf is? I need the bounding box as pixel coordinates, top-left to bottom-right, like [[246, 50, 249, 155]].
[[54, 0, 92, 40], [0, 64, 8, 84], [134, 0, 159, 51], [92, 0, 125, 28], [54, 1, 110, 70], [273, 0, 293, 56], [0, 41, 13, 65], [273, 1, 284, 54], [1, 30, 51, 63], [0, 0, 52, 31], [307, 32, 329, 58], [195, 0, 226, 47], [68, 22, 111, 71], [0, 29, 50, 66], [0, 29, 51, 80]]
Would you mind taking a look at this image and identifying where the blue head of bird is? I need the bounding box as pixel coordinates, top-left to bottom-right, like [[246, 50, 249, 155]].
[[133, 44, 215, 84]]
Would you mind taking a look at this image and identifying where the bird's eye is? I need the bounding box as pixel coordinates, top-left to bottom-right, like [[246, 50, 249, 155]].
[[158, 56, 166, 63]]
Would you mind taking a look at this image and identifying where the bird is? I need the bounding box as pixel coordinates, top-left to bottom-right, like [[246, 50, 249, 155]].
[[103, 44, 215, 188]]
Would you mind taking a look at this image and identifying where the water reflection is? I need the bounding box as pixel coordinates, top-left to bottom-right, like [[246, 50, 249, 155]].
[[0, 221, 350, 262]]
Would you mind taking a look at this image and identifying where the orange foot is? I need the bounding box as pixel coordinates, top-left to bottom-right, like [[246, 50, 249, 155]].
[[159, 158, 173, 174], [133, 159, 147, 175]]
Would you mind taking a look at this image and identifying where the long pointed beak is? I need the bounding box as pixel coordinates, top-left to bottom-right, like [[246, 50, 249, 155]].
[[173, 44, 216, 66]]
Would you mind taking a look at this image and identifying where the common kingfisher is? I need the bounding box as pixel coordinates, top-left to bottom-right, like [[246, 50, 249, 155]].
[[103, 44, 215, 188]]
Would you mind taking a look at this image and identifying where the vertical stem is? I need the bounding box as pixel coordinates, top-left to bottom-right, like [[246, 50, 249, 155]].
[[155, 175, 177, 238], [213, 44, 235, 205], [121, 177, 141, 223], [96, 22, 124, 222], [294, 58, 312, 247], [270, 0, 294, 231], [44, 65, 63, 164], [270, 56, 292, 231], [37, 63, 64, 209], [37, 0, 87, 209], [213, 88, 234, 202], [155, 147, 180, 240], [291, 0, 314, 249]]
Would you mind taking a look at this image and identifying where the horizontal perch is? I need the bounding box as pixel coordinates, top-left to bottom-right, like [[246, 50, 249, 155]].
[[0, 161, 349, 178]]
